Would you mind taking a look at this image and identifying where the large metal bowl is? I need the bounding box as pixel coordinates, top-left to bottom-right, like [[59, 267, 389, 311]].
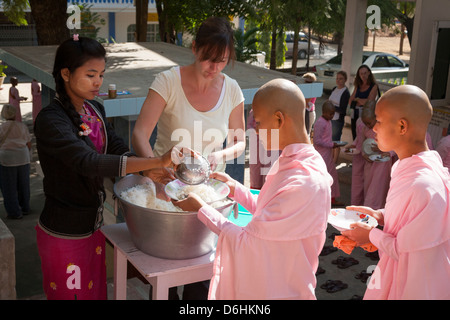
[[113, 174, 236, 259]]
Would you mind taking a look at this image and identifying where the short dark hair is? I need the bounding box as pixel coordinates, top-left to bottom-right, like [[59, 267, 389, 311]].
[[337, 70, 347, 81], [194, 16, 236, 65]]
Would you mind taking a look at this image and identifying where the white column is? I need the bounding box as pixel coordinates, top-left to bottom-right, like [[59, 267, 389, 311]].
[[342, 0, 368, 89]]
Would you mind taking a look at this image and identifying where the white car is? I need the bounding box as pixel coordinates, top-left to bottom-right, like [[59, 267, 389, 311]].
[[285, 31, 316, 59], [315, 51, 409, 91]]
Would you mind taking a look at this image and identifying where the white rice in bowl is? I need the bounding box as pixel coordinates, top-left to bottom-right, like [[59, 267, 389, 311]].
[[120, 182, 229, 212]]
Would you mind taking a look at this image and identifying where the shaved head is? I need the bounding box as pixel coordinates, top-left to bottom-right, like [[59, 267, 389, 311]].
[[374, 85, 433, 158], [252, 78, 306, 124], [251, 78, 309, 150], [377, 84, 432, 131]]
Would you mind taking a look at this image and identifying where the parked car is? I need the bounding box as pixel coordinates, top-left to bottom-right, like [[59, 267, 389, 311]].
[[315, 51, 409, 90], [285, 31, 315, 59]]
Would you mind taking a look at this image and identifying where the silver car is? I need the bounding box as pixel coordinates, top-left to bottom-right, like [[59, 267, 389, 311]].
[[315, 51, 409, 90], [285, 31, 316, 59]]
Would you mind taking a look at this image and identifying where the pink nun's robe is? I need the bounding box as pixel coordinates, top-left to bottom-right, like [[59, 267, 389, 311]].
[[436, 135, 450, 169], [9, 86, 22, 122], [363, 128, 393, 210], [313, 116, 340, 198], [31, 80, 42, 122], [365, 151, 450, 300], [198, 144, 332, 300], [351, 118, 366, 205]]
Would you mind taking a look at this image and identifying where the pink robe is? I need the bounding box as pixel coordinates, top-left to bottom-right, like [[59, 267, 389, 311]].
[[351, 118, 366, 205], [363, 128, 393, 210], [9, 86, 22, 122], [198, 143, 332, 299], [32, 80, 42, 122], [365, 151, 450, 300], [313, 116, 340, 198], [436, 135, 450, 169]]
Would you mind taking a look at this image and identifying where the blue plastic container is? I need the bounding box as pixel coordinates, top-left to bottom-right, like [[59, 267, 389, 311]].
[[228, 189, 260, 227]]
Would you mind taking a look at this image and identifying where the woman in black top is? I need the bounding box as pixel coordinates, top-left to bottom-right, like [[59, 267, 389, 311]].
[[34, 35, 179, 300], [348, 65, 378, 140]]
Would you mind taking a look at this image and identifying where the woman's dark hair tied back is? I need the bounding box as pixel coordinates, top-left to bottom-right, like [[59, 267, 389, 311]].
[[53, 36, 106, 129], [194, 16, 236, 65]]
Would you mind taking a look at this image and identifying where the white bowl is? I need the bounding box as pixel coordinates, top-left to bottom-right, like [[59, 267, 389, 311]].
[[362, 138, 377, 155], [333, 140, 348, 147], [165, 178, 230, 203], [328, 208, 378, 232], [369, 154, 390, 162], [343, 147, 360, 155]]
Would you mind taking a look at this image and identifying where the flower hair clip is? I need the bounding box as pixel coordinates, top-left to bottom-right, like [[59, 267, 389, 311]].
[[73, 34, 79, 41], [79, 123, 92, 136]]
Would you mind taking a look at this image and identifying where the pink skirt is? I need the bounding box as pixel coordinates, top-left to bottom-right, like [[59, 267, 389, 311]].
[[35, 225, 107, 300]]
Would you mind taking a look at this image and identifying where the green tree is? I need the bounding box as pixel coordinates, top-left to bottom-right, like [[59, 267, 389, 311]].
[[234, 26, 260, 63], [2, 0, 69, 45]]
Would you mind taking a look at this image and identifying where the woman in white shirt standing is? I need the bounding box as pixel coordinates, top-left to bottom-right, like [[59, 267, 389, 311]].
[[0, 104, 31, 219], [132, 17, 245, 186], [131, 16, 245, 299], [329, 71, 350, 162]]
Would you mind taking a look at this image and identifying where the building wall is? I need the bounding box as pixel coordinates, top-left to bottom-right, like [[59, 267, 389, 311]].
[[409, 0, 450, 97]]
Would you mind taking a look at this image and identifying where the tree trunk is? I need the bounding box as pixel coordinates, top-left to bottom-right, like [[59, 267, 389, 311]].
[[29, 0, 69, 45], [269, 26, 277, 70], [155, 0, 175, 43], [291, 25, 300, 75], [135, 0, 148, 42]]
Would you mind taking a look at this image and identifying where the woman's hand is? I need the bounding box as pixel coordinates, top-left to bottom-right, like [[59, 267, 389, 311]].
[[210, 171, 236, 197], [207, 151, 222, 172], [142, 168, 175, 185], [172, 192, 206, 212]]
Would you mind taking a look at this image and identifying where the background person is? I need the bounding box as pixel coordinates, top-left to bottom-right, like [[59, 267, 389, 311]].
[[302, 72, 317, 135], [8, 76, 27, 122], [348, 65, 378, 140], [329, 70, 350, 163], [0, 104, 31, 219]]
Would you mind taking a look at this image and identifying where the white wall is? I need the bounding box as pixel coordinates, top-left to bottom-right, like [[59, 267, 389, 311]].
[[408, 0, 450, 92]]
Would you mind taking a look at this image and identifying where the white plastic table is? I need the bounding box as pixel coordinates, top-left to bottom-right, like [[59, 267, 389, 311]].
[[101, 223, 215, 300]]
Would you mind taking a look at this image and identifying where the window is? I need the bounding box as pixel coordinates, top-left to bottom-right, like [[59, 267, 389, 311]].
[[387, 56, 405, 68], [431, 27, 450, 100], [373, 56, 389, 68], [127, 23, 160, 42]]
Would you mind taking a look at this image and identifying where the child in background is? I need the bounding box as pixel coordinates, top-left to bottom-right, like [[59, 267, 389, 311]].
[[344, 85, 450, 300], [0, 104, 31, 219], [314, 100, 342, 206], [31, 79, 42, 123], [303, 72, 317, 135], [346, 117, 366, 205], [9, 76, 27, 122], [175, 78, 333, 299], [360, 102, 393, 209]]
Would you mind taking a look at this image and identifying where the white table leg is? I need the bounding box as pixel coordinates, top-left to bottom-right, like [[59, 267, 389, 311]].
[[114, 246, 128, 300]]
